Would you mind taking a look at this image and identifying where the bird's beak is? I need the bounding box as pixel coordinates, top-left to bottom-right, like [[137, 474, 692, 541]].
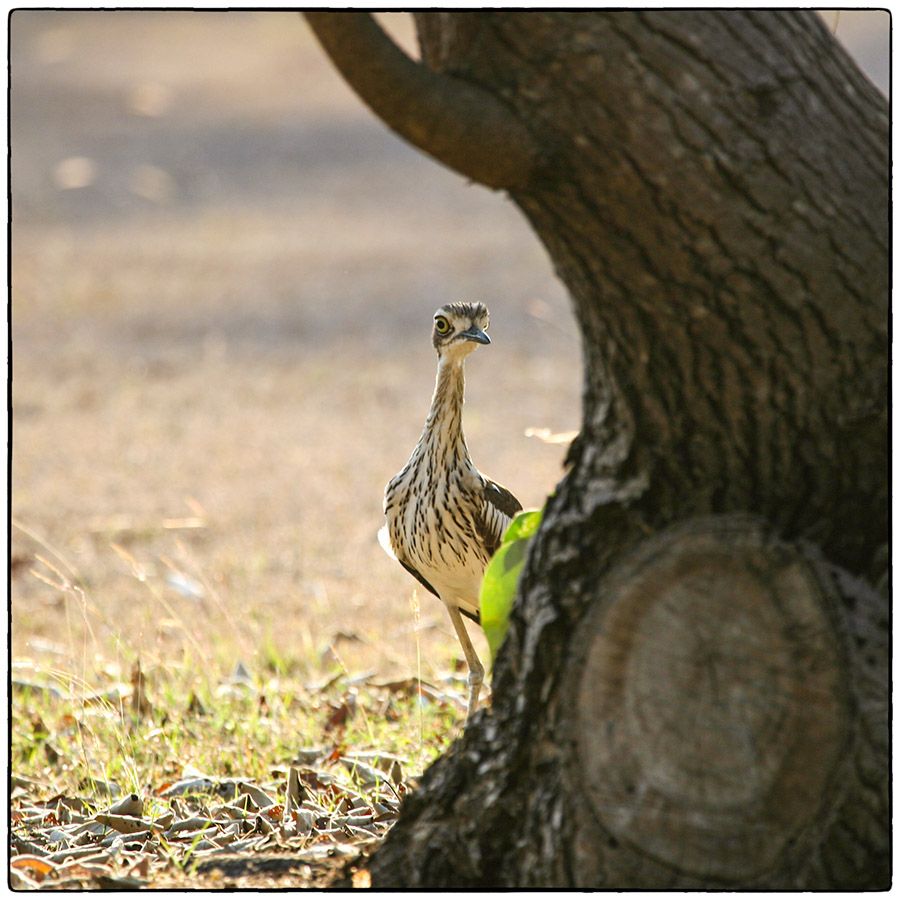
[[460, 327, 491, 345]]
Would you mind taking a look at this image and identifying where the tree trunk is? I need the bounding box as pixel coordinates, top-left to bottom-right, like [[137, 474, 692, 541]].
[[305, 10, 888, 888]]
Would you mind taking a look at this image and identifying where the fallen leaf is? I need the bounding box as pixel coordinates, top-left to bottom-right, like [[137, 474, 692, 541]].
[[44, 742, 62, 765], [186, 691, 207, 716], [234, 782, 275, 809], [305, 670, 344, 693], [107, 793, 143, 817], [127, 856, 151, 878], [98, 874, 149, 889], [285, 767, 305, 811], [11, 855, 57, 881], [523, 426, 579, 444], [352, 868, 371, 888], [12, 678, 68, 700], [53, 861, 115, 882], [339, 758, 390, 788], [293, 747, 326, 765], [324, 693, 357, 733], [80, 777, 122, 798], [231, 661, 253, 684], [156, 776, 216, 798], [94, 813, 155, 834]]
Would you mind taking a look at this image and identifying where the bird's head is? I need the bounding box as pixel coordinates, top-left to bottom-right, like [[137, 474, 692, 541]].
[[432, 302, 491, 360]]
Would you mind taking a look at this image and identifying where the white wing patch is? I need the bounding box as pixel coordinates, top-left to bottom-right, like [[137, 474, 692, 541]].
[[377, 523, 398, 561]]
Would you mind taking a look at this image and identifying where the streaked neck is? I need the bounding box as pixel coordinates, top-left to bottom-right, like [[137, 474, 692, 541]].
[[421, 356, 467, 455]]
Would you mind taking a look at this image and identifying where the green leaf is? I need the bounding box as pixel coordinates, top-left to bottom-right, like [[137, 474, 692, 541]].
[[480, 509, 543, 663], [500, 508, 543, 545]]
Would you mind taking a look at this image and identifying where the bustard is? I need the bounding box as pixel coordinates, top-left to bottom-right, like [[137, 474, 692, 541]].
[[380, 302, 521, 719]]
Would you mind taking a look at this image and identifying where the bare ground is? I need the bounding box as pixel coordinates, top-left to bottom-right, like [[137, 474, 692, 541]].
[[9, 10, 888, 888], [12, 11, 580, 686], [12, 6, 887, 690]]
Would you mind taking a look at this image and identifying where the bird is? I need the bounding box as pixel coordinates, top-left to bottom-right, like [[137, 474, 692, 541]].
[[380, 302, 522, 720]]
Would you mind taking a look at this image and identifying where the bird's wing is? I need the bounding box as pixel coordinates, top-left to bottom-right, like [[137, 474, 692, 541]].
[[398, 558, 481, 623], [377, 523, 397, 560], [477, 478, 523, 558], [379, 523, 446, 604], [398, 559, 440, 601]]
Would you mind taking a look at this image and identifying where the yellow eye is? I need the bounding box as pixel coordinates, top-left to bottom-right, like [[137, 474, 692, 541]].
[[434, 316, 451, 334]]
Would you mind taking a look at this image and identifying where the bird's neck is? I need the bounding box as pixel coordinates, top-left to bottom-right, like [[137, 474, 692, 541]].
[[420, 356, 468, 460]]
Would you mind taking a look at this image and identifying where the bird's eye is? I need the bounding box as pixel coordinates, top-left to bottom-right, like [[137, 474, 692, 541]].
[[435, 316, 451, 334]]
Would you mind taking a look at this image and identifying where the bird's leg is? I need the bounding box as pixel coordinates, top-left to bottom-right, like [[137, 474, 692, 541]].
[[446, 605, 484, 721]]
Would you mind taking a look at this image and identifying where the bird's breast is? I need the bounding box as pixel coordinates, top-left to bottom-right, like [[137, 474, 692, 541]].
[[384, 456, 489, 605]]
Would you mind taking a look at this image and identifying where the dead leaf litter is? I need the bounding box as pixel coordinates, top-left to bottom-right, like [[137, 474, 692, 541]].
[[10, 670, 455, 888]]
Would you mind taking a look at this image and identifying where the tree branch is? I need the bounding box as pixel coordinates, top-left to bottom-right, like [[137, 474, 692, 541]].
[[303, 12, 544, 191]]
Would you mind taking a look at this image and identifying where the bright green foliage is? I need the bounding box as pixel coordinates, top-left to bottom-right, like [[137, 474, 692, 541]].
[[480, 508, 543, 664]]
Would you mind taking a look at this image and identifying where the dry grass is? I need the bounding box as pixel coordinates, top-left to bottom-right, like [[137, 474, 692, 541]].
[[12, 9, 887, 888], [11, 12, 579, 885], [12, 9, 580, 677]]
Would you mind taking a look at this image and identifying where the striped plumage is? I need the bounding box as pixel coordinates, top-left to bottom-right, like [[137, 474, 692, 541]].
[[381, 302, 521, 719]]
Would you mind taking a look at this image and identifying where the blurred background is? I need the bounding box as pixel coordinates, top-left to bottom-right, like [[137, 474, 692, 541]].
[[10, 11, 889, 688]]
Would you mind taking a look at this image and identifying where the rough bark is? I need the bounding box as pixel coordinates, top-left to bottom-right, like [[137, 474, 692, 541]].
[[305, 10, 888, 889]]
